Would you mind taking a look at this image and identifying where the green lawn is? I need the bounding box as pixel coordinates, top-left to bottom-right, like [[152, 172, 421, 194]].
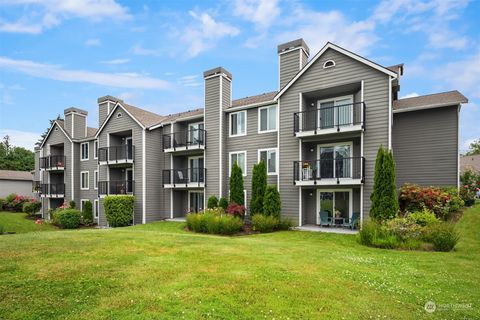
[[0, 206, 479, 319], [0, 211, 57, 234]]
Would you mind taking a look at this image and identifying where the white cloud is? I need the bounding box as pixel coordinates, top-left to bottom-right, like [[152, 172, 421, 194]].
[[130, 44, 159, 56], [181, 11, 240, 58], [400, 92, 419, 99], [0, 56, 171, 90], [234, 0, 280, 30], [178, 75, 201, 87], [0, 129, 40, 151], [0, 0, 130, 34], [278, 9, 377, 55], [100, 58, 130, 65], [85, 38, 101, 46]]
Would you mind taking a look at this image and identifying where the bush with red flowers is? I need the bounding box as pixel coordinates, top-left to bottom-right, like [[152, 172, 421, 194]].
[[226, 203, 245, 218], [460, 169, 479, 206], [3, 193, 36, 212]]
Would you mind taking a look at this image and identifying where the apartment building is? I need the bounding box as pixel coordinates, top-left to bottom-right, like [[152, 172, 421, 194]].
[[34, 39, 468, 227]]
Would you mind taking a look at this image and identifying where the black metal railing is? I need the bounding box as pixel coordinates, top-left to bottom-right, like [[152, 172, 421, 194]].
[[293, 157, 365, 183], [98, 180, 135, 195], [293, 102, 365, 134], [39, 155, 66, 170], [162, 168, 206, 186], [32, 181, 41, 193], [162, 129, 206, 150], [98, 145, 135, 163], [40, 183, 65, 196]]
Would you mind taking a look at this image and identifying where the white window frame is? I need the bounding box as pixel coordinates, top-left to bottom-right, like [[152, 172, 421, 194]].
[[94, 199, 99, 219], [80, 199, 89, 212], [323, 60, 336, 69], [188, 190, 205, 213], [94, 140, 98, 159], [94, 170, 98, 190], [317, 95, 354, 129], [316, 189, 353, 225], [317, 141, 354, 179], [80, 142, 89, 161], [80, 171, 89, 190], [258, 105, 278, 133], [229, 151, 247, 177], [258, 148, 278, 175], [227, 189, 247, 208], [229, 110, 247, 137]]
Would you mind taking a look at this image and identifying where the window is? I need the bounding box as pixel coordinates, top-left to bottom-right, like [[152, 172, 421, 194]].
[[258, 148, 277, 174], [80, 171, 89, 190], [230, 111, 246, 136], [94, 199, 99, 218], [259, 105, 277, 132], [229, 151, 247, 176], [94, 140, 98, 159], [323, 60, 336, 69], [81, 142, 89, 161], [80, 199, 89, 212], [94, 170, 98, 190], [117, 112, 122, 118]]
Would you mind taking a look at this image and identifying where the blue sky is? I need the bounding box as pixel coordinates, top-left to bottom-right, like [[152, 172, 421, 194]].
[[0, 0, 479, 151]]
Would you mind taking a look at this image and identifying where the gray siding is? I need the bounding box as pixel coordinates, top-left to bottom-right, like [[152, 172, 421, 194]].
[[280, 49, 301, 89], [0, 180, 33, 198], [73, 114, 86, 139], [279, 48, 390, 224], [393, 106, 459, 187], [78, 139, 98, 213]]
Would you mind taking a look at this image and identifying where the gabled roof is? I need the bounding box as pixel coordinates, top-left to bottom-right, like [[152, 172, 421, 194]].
[[393, 90, 468, 113], [40, 119, 72, 148], [0, 170, 32, 181], [274, 42, 398, 100], [460, 154, 480, 173], [230, 91, 277, 109]]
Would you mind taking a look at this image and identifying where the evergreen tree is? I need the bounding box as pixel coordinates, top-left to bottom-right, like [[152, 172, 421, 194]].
[[229, 162, 244, 205], [263, 185, 281, 219], [207, 195, 218, 209], [250, 160, 267, 215], [384, 149, 399, 218]]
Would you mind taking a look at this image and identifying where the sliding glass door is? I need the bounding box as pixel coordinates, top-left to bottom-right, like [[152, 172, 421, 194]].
[[317, 96, 353, 129], [317, 190, 352, 224], [317, 143, 352, 179]]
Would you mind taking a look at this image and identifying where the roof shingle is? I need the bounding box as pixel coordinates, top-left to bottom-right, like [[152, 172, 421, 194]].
[[0, 170, 32, 181], [393, 90, 468, 111]]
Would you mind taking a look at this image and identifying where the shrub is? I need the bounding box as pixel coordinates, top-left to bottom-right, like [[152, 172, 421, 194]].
[[54, 209, 81, 229], [186, 212, 243, 235], [263, 185, 281, 219], [250, 160, 267, 215], [423, 223, 459, 252], [370, 146, 399, 221], [82, 200, 93, 225], [0, 198, 5, 211], [460, 169, 480, 201], [385, 217, 423, 242], [357, 220, 400, 249], [407, 208, 438, 227], [5, 193, 16, 204], [460, 185, 475, 207], [229, 162, 244, 205], [104, 195, 134, 227], [22, 200, 41, 216], [226, 202, 245, 218], [218, 197, 228, 210], [4, 194, 32, 212], [207, 195, 218, 209], [203, 207, 225, 216], [252, 215, 277, 233], [277, 218, 293, 231], [69, 200, 76, 209]]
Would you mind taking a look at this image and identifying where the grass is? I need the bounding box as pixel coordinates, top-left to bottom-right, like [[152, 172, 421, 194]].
[[0, 205, 479, 319], [0, 211, 57, 234]]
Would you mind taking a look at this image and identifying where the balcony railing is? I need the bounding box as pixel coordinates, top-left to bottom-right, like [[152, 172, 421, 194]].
[[98, 180, 134, 195], [162, 168, 206, 186], [163, 129, 206, 151], [32, 181, 41, 193], [40, 183, 65, 196], [293, 102, 365, 134], [39, 155, 66, 170], [98, 145, 135, 164], [293, 157, 365, 184]]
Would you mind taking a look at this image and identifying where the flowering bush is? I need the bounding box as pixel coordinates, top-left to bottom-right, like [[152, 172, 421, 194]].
[[4, 194, 35, 212], [399, 184, 463, 220], [23, 200, 41, 216], [226, 203, 245, 218], [460, 169, 479, 206]]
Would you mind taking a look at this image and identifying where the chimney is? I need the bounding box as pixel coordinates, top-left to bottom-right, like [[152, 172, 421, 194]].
[[64, 107, 88, 139], [203, 67, 232, 200], [278, 38, 310, 89], [97, 95, 123, 127]]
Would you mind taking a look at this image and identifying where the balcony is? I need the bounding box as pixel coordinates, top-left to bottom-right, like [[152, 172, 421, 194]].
[[39, 155, 66, 171], [98, 180, 134, 196], [293, 157, 365, 186], [32, 181, 41, 193], [98, 145, 134, 165], [163, 129, 206, 153], [293, 102, 365, 137], [40, 183, 65, 198], [162, 168, 206, 188]]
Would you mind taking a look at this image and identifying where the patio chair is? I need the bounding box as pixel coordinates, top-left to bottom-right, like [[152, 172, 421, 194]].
[[176, 170, 188, 183], [342, 212, 360, 229], [319, 211, 333, 227]]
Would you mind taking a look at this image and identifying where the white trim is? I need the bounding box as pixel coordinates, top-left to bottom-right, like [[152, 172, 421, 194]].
[[94, 170, 98, 190], [95, 102, 145, 138], [142, 128, 146, 224], [360, 80, 364, 228], [94, 140, 98, 159], [315, 189, 353, 225], [80, 171, 89, 190], [94, 199, 99, 219], [360, 185, 364, 228], [323, 60, 336, 69], [457, 104, 461, 190], [275, 42, 397, 100], [229, 151, 247, 177], [80, 199, 89, 212], [257, 148, 278, 175], [278, 46, 308, 57], [317, 95, 354, 130], [258, 104, 278, 133], [71, 142, 74, 201], [388, 76, 392, 150], [219, 77, 223, 197], [298, 93, 302, 226], [71, 113, 75, 138], [277, 97, 280, 188], [229, 110, 247, 137], [204, 72, 232, 81], [40, 121, 72, 148], [80, 142, 89, 161], [392, 102, 466, 113], [187, 190, 205, 212]]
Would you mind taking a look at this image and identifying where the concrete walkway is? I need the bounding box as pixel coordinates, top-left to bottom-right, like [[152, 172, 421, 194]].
[[295, 225, 358, 234], [165, 217, 186, 222]]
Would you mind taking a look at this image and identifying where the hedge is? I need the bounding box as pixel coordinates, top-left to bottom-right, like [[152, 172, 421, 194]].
[[104, 195, 135, 227]]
